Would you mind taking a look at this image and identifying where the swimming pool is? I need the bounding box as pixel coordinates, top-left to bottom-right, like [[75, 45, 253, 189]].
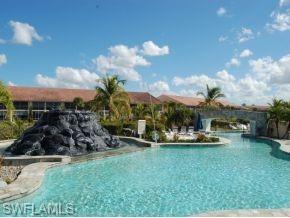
[[1, 133, 290, 216]]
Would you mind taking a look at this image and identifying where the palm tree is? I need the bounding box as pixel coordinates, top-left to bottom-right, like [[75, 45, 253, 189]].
[[132, 104, 148, 120], [281, 101, 290, 138], [267, 99, 285, 139], [0, 81, 14, 122], [73, 97, 84, 110], [95, 75, 131, 120], [197, 84, 225, 108], [162, 102, 195, 128]]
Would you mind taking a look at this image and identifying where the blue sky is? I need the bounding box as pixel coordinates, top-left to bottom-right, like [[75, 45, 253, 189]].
[[0, 0, 290, 105]]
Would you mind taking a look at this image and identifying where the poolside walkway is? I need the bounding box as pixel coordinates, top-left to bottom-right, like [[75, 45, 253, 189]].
[[197, 208, 290, 217]]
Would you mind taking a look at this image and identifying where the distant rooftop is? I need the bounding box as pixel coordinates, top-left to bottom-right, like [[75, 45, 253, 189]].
[[7, 86, 161, 105], [158, 94, 239, 107]]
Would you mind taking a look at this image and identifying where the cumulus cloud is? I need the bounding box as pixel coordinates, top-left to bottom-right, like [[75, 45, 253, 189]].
[[266, 10, 290, 32], [216, 70, 235, 81], [240, 49, 253, 58], [93, 41, 169, 81], [148, 81, 170, 96], [9, 20, 43, 45], [35, 66, 99, 89], [217, 7, 227, 17], [141, 41, 169, 56], [0, 54, 7, 66], [237, 27, 254, 43], [93, 45, 149, 81], [172, 69, 271, 104], [249, 54, 290, 84], [226, 58, 240, 68]]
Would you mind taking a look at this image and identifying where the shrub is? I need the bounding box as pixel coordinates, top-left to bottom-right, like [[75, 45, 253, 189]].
[[173, 134, 179, 142], [0, 120, 33, 140], [195, 133, 219, 143]]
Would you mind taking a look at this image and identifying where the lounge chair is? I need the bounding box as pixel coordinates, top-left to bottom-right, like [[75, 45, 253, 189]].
[[188, 126, 194, 135], [180, 126, 187, 135], [172, 127, 179, 134]]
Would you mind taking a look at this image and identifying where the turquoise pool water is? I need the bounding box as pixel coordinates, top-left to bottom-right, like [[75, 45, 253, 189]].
[[1, 133, 290, 216]]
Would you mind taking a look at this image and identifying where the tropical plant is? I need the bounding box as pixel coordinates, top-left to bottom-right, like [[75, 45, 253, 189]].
[[282, 101, 290, 138], [267, 99, 290, 139], [95, 75, 131, 120], [132, 104, 148, 120], [162, 102, 195, 128], [197, 84, 225, 108], [0, 81, 14, 122], [73, 97, 85, 110]]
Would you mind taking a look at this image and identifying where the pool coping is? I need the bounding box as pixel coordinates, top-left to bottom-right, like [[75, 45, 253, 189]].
[[242, 134, 290, 155]]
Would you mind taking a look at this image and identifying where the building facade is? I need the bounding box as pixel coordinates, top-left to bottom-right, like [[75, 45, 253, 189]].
[[0, 86, 161, 120]]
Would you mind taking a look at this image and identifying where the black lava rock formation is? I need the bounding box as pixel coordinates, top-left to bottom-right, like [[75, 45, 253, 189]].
[[6, 110, 121, 156]]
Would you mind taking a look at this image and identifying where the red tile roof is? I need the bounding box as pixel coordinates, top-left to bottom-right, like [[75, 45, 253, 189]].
[[158, 94, 240, 108], [8, 86, 161, 105]]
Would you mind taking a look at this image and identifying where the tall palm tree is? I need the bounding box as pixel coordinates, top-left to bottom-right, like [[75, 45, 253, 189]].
[[197, 84, 225, 108], [267, 99, 284, 139], [95, 75, 131, 120], [0, 81, 14, 122]]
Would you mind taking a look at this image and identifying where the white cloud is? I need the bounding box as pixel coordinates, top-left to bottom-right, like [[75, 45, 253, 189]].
[[172, 69, 271, 104], [237, 27, 254, 43], [148, 81, 170, 96], [35, 66, 99, 89], [226, 58, 240, 68], [217, 7, 227, 17], [0, 38, 5, 44], [218, 36, 228, 42], [249, 54, 290, 84], [93, 44, 150, 81], [240, 49, 253, 58], [8, 81, 16, 86], [0, 54, 7, 66], [216, 70, 235, 81], [279, 0, 290, 7], [141, 41, 169, 56], [9, 20, 43, 45], [172, 54, 290, 104], [266, 10, 290, 32], [93, 41, 169, 81]]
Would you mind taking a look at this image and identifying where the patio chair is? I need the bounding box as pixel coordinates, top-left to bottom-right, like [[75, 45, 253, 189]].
[[172, 126, 179, 134], [188, 126, 194, 135], [180, 126, 187, 135]]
